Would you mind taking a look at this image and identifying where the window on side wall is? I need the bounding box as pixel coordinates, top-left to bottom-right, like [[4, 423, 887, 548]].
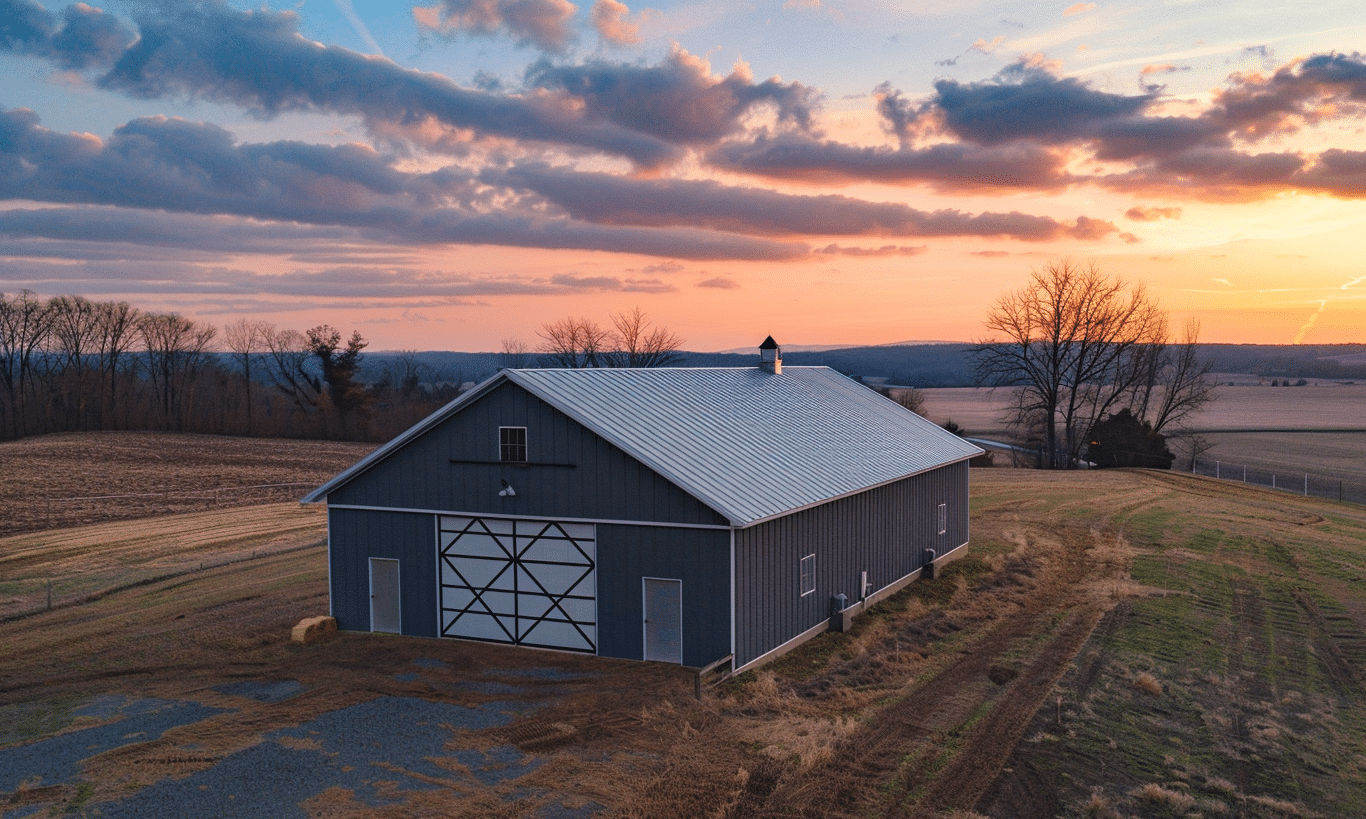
[[938, 502, 947, 535], [800, 553, 816, 596], [499, 426, 527, 463]]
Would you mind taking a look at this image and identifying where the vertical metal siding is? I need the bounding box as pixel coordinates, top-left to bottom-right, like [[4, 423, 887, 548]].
[[330, 382, 727, 527], [328, 507, 439, 638], [595, 524, 731, 667], [733, 461, 970, 668]]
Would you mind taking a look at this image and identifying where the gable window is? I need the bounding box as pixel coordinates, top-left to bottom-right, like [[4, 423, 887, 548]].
[[800, 553, 816, 596], [499, 427, 527, 463], [937, 502, 947, 535]]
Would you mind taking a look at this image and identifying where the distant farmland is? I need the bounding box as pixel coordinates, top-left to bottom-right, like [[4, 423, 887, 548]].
[[920, 384, 1366, 483]]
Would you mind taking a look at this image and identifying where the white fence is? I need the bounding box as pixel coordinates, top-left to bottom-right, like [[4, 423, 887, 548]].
[[1190, 458, 1365, 505]]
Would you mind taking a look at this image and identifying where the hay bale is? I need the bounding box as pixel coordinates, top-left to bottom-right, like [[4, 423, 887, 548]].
[[291, 616, 338, 644]]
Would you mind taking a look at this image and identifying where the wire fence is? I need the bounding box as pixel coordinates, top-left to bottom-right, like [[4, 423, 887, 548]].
[[1189, 458, 1366, 506]]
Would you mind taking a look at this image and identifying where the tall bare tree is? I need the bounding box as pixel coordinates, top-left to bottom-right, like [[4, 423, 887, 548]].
[[263, 327, 323, 413], [1130, 317, 1217, 435], [500, 337, 531, 368], [536, 317, 612, 368], [92, 300, 140, 429], [0, 291, 53, 438], [536, 309, 684, 369], [972, 260, 1167, 469], [224, 318, 271, 434], [137, 312, 217, 431], [607, 307, 684, 367]]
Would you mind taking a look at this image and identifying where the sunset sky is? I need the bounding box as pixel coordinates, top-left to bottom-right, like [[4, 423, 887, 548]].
[[2, 0, 1364, 352]]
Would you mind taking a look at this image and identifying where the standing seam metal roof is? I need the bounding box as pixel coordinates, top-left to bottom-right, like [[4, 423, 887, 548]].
[[302, 366, 982, 526]]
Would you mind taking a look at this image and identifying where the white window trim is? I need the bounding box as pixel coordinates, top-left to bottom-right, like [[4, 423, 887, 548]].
[[937, 502, 947, 535], [499, 425, 527, 462], [799, 553, 816, 597]]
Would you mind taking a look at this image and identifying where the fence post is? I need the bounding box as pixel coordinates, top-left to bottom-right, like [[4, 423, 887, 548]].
[[1216, 461, 1221, 479], [1304, 474, 1308, 496], [1273, 475, 1277, 490], [1243, 465, 1246, 483]]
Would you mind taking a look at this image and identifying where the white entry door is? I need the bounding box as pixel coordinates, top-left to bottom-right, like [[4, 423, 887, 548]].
[[369, 558, 401, 633], [643, 578, 682, 664]]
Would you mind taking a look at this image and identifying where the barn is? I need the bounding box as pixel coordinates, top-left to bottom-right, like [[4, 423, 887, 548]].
[[301, 339, 982, 673]]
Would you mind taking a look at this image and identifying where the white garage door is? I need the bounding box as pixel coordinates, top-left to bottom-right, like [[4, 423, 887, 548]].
[[438, 516, 596, 653]]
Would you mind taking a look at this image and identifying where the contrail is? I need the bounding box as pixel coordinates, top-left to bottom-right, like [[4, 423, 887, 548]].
[[335, 0, 385, 56], [1292, 276, 1364, 343]]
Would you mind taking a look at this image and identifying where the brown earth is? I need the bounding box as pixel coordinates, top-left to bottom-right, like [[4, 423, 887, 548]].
[[0, 430, 373, 537], [4, 433, 1361, 817]]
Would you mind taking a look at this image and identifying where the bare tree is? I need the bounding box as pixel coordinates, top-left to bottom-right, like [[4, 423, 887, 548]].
[[92, 300, 140, 429], [47, 295, 100, 428], [500, 337, 531, 368], [607, 307, 684, 367], [137, 312, 217, 430], [536, 317, 612, 368], [0, 291, 53, 438], [972, 260, 1167, 469], [224, 318, 271, 434], [536, 309, 684, 369], [263, 327, 323, 412], [1130, 318, 1218, 435]]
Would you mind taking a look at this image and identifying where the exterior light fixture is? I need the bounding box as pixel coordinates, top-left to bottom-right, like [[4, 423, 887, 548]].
[[499, 479, 516, 497]]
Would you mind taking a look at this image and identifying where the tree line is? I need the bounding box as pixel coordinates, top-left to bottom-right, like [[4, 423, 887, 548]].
[[0, 291, 464, 443]]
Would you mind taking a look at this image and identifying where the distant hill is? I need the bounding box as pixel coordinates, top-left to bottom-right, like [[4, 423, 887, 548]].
[[358, 342, 1366, 390]]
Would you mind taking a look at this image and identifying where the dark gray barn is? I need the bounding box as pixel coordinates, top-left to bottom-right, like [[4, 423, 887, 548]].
[[302, 341, 982, 673]]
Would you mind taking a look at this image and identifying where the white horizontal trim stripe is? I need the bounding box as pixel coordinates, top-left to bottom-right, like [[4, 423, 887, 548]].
[[325, 503, 734, 531]]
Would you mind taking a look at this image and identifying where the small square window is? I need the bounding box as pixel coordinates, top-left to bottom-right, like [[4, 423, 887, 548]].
[[499, 427, 527, 462], [800, 554, 816, 597], [937, 502, 947, 535]]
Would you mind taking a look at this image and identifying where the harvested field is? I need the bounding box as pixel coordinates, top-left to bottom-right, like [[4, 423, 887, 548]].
[[921, 383, 1366, 440], [0, 431, 373, 537], [3, 433, 1366, 817]]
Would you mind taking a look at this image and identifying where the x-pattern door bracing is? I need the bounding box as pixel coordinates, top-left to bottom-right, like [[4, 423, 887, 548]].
[[438, 516, 596, 653]]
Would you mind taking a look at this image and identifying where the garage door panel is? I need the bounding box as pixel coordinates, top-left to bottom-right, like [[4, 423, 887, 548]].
[[521, 620, 594, 651], [520, 540, 587, 565], [445, 612, 515, 642], [517, 563, 591, 596], [438, 516, 596, 653]]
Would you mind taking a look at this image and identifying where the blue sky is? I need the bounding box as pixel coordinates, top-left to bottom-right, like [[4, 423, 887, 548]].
[[2, 0, 1364, 351]]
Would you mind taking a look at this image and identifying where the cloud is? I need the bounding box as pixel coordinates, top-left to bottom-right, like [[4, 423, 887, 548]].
[[412, 0, 578, 52], [526, 48, 817, 145], [71, 1, 712, 167], [1139, 63, 1188, 76], [0, 108, 809, 260], [929, 58, 1154, 146], [813, 244, 928, 257], [486, 162, 1110, 240], [710, 133, 1073, 192], [1062, 3, 1094, 15], [968, 36, 1005, 55], [1125, 206, 1182, 221], [0, 0, 135, 70], [590, 0, 640, 45], [970, 250, 1010, 257], [697, 277, 738, 289]]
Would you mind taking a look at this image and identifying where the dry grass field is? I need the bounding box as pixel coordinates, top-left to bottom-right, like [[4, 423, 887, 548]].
[[4, 432, 1366, 817]]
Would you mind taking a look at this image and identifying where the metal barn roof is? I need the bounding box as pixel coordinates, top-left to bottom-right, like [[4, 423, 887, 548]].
[[303, 366, 982, 527]]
